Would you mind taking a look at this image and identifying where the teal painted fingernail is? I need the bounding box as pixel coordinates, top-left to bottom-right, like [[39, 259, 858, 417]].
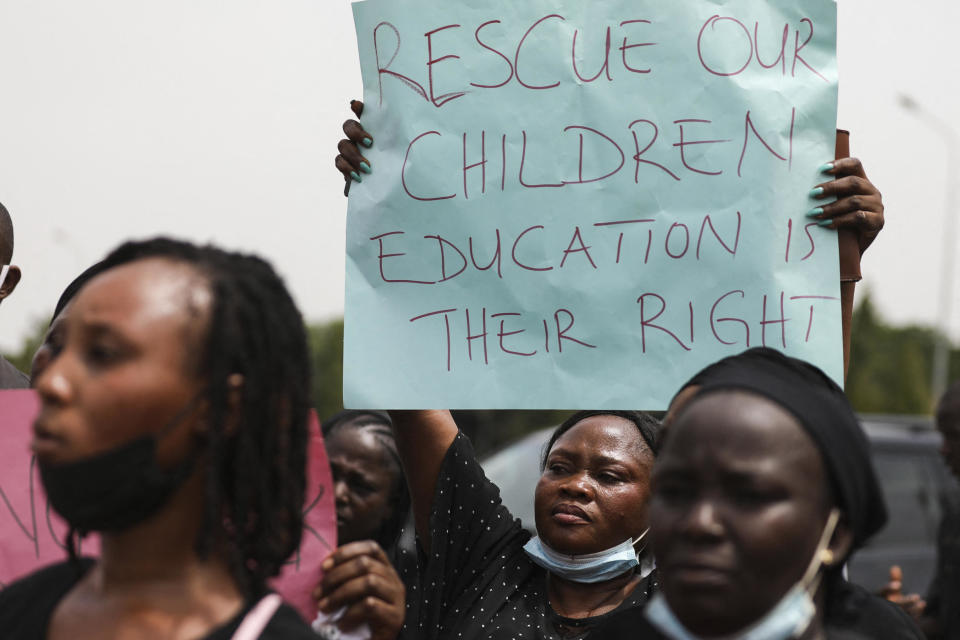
[[360, 161, 372, 174], [806, 207, 824, 218], [817, 218, 833, 227], [818, 162, 834, 173], [350, 171, 362, 183], [809, 187, 824, 197], [361, 137, 373, 148]]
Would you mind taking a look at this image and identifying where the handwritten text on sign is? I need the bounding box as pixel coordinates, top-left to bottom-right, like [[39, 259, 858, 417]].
[[0, 390, 335, 622], [345, 0, 840, 409]]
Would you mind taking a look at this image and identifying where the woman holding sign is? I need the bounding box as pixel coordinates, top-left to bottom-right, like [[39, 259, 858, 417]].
[[379, 408, 660, 640], [0, 238, 318, 639]]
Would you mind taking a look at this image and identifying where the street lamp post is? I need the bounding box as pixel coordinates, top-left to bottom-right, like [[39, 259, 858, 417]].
[[899, 94, 960, 406]]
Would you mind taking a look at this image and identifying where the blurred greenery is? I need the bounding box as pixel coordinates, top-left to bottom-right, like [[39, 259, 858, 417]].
[[846, 292, 942, 414], [4, 315, 47, 376], [5, 291, 955, 455]]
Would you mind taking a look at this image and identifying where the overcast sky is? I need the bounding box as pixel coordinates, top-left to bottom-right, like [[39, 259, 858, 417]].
[[0, 0, 957, 356]]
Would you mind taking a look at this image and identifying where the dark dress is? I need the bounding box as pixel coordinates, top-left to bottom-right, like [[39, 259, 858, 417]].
[[925, 488, 960, 639], [407, 433, 656, 640], [0, 559, 317, 639], [588, 578, 923, 639], [0, 355, 29, 389], [388, 521, 423, 640]]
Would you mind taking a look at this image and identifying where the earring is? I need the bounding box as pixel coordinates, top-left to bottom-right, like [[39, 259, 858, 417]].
[[820, 549, 835, 566]]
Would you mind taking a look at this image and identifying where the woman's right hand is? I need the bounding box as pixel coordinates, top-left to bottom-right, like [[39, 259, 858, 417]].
[[337, 100, 374, 194], [314, 540, 406, 640]]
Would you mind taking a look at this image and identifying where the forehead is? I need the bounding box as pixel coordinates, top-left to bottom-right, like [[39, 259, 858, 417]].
[[663, 391, 823, 478], [551, 415, 650, 462], [70, 258, 211, 341]]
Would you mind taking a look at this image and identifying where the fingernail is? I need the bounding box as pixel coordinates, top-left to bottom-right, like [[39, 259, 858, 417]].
[[361, 137, 373, 148], [806, 207, 824, 218], [360, 161, 373, 174], [350, 171, 362, 183], [318, 598, 328, 610], [817, 218, 833, 227], [323, 557, 334, 570], [818, 162, 834, 173], [809, 187, 824, 197]]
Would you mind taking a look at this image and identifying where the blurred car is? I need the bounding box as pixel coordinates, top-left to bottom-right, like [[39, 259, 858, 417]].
[[480, 413, 960, 595]]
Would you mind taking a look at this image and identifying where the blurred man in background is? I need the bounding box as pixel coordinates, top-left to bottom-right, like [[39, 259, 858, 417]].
[[884, 381, 960, 638], [0, 201, 27, 388]]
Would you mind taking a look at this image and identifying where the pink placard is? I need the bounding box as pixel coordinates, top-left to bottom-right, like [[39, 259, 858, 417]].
[[0, 390, 86, 587], [271, 410, 338, 620], [0, 390, 336, 621]]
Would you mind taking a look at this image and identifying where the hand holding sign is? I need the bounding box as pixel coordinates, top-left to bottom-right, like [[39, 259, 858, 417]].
[[344, 0, 849, 409]]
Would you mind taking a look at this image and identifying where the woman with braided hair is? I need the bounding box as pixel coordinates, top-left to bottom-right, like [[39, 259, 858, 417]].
[[0, 237, 317, 639]]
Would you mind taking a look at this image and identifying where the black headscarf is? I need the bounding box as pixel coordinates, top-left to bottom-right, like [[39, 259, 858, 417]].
[[676, 347, 887, 548]]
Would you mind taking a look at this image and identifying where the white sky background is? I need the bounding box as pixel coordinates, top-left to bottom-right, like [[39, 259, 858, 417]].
[[0, 0, 956, 354]]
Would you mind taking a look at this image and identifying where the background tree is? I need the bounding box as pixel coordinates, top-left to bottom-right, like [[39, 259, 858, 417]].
[[4, 316, 47, 376], [846, 292, 950, 414]]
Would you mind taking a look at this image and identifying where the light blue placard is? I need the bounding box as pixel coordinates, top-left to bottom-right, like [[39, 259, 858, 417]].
[[345, 0, 840, 409]]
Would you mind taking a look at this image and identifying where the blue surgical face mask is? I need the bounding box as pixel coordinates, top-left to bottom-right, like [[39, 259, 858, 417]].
[[523, 530, 647, 583], [645, 509, 841, 640]]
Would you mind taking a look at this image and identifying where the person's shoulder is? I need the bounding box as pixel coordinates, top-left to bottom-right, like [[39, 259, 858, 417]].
[[828, 579, 925, 640], [206, 600, 315, 640], [588, 604, 665, 639], [259, 603, 316, 639], [0, 558, 92, 602], [0, 355, 29, 389], [0, 558, 94, 639]]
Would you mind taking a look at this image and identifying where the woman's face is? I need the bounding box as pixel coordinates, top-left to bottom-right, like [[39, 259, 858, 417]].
[[326, 423, 400, 545], [649, 391, 833, 636], [31, 258, 209, 467], [534, 415, 653, 555]]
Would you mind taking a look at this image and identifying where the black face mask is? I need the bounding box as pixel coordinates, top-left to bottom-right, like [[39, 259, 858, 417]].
[[39, 397, 203, 535]]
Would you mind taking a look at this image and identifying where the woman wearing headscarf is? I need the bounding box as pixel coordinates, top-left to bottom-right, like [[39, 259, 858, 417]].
[[591, 347, 923, 639]]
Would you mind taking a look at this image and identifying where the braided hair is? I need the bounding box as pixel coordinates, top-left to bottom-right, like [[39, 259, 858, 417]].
[[322, 410, 410, 550], [66, 237, 311, 597]]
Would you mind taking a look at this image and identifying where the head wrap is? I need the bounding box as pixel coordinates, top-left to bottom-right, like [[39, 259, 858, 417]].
[[676, 347, 887, 548]]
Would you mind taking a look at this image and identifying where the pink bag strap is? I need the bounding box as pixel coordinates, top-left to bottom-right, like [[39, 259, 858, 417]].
[[231, 593, 283, 640]]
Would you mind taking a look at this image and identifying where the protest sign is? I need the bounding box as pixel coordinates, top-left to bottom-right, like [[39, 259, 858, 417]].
[[345, 0, 841, 409], [0, 390, 81, 588], [272, 410, 337, 620], [0, 390, 335, 621]]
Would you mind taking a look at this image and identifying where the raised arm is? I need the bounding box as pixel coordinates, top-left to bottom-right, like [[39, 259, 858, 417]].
[[387, 410, 458, 551]]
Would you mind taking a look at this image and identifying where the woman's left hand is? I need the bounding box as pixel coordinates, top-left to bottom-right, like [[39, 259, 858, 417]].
[[807, 157, 885, 254], [313, 540, 406, 640]]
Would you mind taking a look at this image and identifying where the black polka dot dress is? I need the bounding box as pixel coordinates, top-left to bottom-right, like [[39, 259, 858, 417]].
[[407, 433, 656, 640]]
